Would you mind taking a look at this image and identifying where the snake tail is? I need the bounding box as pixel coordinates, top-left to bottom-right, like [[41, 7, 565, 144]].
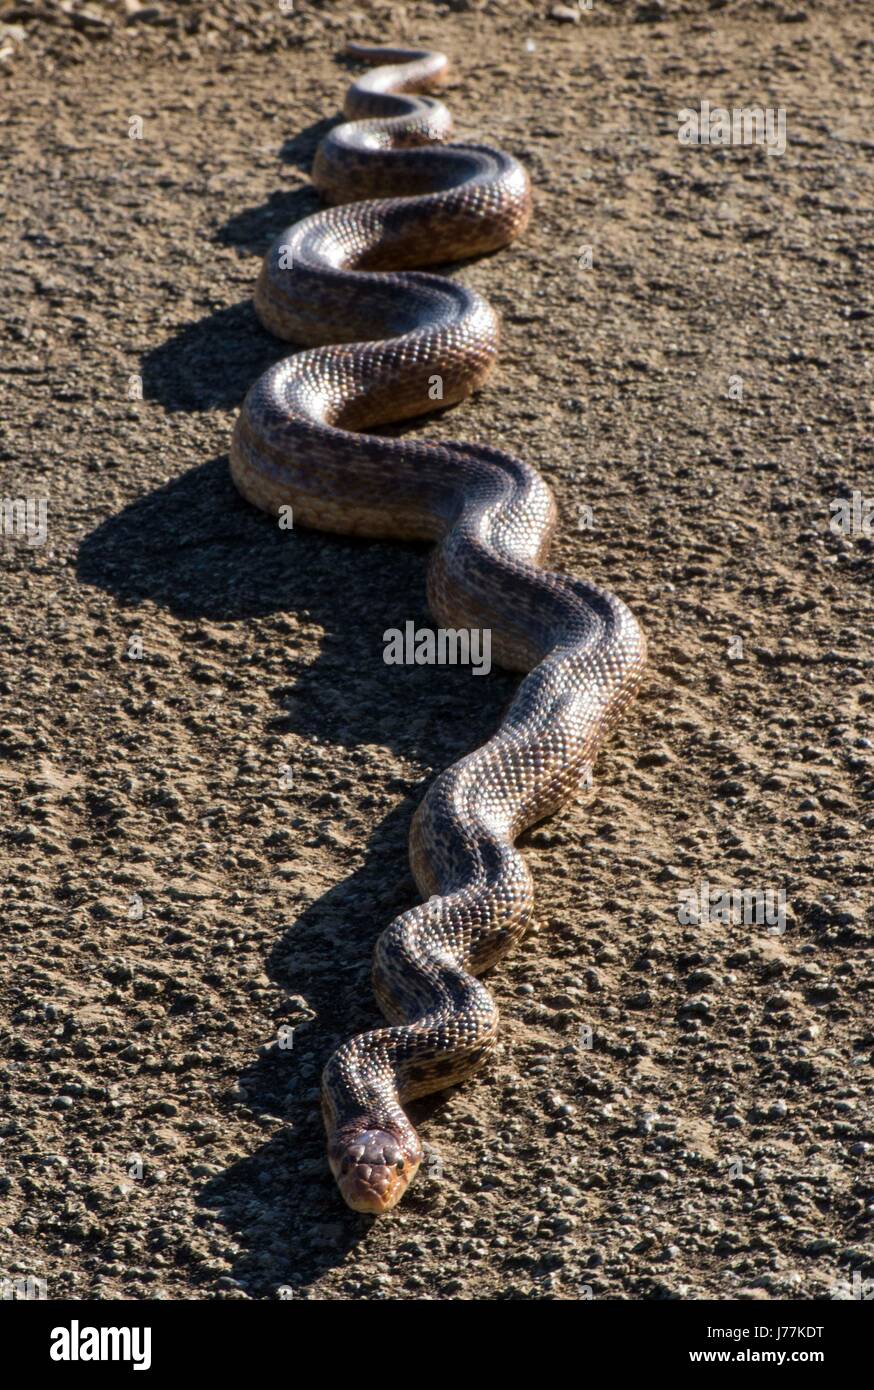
[[230, 46, 646, 1214]]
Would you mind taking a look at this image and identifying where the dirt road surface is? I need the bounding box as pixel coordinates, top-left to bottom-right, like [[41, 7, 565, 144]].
[[1, 0, 872, 1301]]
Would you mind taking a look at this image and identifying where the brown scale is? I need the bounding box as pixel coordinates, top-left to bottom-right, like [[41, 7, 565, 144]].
[[230, 43, 647, 1214]]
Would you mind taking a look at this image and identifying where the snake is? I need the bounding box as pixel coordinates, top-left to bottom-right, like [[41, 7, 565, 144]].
[[230, 44, 646, 1214]]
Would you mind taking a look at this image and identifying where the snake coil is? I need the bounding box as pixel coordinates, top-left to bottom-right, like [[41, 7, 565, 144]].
[[231, 45, 646, 1213]]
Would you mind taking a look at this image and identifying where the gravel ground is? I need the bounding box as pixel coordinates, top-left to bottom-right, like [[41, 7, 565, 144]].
[[1, 0, 872, 1302]]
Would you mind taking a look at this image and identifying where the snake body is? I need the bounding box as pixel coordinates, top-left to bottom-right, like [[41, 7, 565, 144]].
[[230, 45, 646, 1213]]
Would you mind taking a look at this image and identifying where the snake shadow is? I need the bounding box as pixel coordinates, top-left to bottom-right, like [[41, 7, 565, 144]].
[[91, 83, 533, 1290], [142, 113, 341, 411], [77, 455, 517, 1293], [216, 117, 335, 258], [139, 185, 315, 414], [141, 118, 325, 411], [142, 124, 511, 417]]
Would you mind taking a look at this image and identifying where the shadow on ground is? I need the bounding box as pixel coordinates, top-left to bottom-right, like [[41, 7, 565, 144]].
[[84, 86, 521, 1286], [77, 456, 515, 1291], [141, 117, 504, 417], [141, 116, 329, 413]]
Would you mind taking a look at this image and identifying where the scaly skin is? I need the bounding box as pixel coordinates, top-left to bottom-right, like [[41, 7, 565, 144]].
[[230, 45, 646, 1214]]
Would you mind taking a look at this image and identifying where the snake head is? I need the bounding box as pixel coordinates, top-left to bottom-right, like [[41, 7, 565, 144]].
[[328, 1124, 423, 1214]]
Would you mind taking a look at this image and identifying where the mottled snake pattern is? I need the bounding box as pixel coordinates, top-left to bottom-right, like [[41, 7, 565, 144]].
[[230, 45, 646, 1213]]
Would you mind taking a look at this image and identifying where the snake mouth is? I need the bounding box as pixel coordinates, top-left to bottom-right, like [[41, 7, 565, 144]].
[[328, 1127, 421, 1214]]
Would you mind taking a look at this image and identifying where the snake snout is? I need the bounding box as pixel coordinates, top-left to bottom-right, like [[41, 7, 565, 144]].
[[330, 1127, 421, 1214]]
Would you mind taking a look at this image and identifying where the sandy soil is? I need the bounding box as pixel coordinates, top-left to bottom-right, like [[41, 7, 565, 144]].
[[1, 0, 872, 1301]]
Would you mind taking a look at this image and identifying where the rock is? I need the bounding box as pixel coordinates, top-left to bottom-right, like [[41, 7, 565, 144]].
[[679, 996, 713, 1017], [687, 969, 717, 991], [658, 864, 682, 882], [628, 990, 653, 1009], [804, 1238, 838, 1255], [635, 0, 665, 20], [718, 778, 747, 797], [636, 746, 674, 768], [640, 1168, 670, 1187], [549, 5, 582, 23], [126, 4, 165, 24], [64, 5, 114, 34]]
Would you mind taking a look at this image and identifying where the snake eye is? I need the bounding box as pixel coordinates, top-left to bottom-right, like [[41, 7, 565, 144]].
[[396, 1159, 405, 1171]]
